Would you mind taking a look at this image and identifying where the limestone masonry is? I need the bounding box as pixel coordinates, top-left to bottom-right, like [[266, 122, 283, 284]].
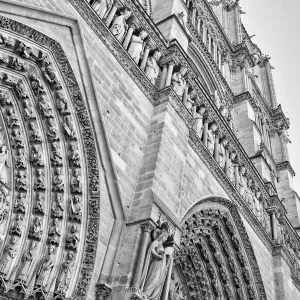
[[0, 0, 298, 299]]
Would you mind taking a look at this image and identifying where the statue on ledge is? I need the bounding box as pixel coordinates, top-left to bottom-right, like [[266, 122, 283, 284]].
[[110, 7, 132, 42], [128, 29, 148, 64], [145, 49, 162, 85], [171, 66, 187, 98]]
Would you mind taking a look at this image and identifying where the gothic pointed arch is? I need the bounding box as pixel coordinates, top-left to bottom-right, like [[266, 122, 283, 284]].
[[0, 15, 124, 300], [173, 197, 267, 300]]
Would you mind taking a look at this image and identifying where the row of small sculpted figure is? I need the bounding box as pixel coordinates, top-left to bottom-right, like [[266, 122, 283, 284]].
[[0, 235, 76, 294]]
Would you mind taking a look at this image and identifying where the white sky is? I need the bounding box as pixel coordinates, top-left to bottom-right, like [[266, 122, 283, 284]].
[[240, 0, 300, 194]]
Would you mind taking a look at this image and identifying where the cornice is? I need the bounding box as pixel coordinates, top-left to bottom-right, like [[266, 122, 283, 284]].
[[276, 161, 296, 177]]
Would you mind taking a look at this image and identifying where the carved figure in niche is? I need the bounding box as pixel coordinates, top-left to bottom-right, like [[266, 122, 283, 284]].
[[18, 241, 37, 284], [43, 65, 62, 89], [231, 235, 240, 250], [56, 91, 69, 115], [34, 168, 46, 190], [29, 122, 42, 143], [15, 148, 27, 169], [0, 34, 14, 48], [38, 95, 52, 118], [207, 235, 217, 251], [70, 195, 82, 222], [223, 283, 233, 299], [171, 66, 187, 98], [169, 273, 185, 300], [66, 224, 80, 250], [15, 41, 33, 58], [184, 88, 196, 111], [92, 0, 113, 19], [248, 285, 256, 300], [35, 245, 55, 289], [0, 90, 12, 106], [51, 193, 64, 218], [48, 218, 61, 245], [140, 229, 171, 300], [199, 242, 209, 261], [11, 128, 25, 148], [228, 256, 236, 273], [207, 121, 218, 155], [219, 137, 228, 169], [68, 142, 80, 167], [33, 50, 51, 68], [51, 142, 63, 166], [34, 192, 44, 214], [29, 73, 45, 96], [70, 169, 82, 193], [0, 144, 10, 183], [56, 251, 75, 295], [28, 216, 43, 240], [16, 170, 28, 190], [128, 29, 148, 64], [145, 49, 161, 85], [10, 214, 23, 236], [228, 150, 236, 183], [63, 115, 76, 139], [193, 105, 206, 139], [110, 7, 132, 42], [238, 165, 247, 198], [15, 81, 28, 100], [214, 250, 223, 266], [3, 75, 18, 86], [0, 236, 18, 277], [8, 57, 28, 72], [47, 117, 60, 141], [31, 145, 44, 166], [53, 167, 64, 191], [5, 107, 20, 127], [14, 193, 26, 213], [23, 99, 35, 120]]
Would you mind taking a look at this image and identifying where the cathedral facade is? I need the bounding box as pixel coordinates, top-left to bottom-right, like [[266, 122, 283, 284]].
[[0, 0, 298, 299]]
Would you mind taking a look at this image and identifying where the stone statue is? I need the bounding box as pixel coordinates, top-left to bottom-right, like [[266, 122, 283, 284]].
[[140, 230, 170, 300], [10, 214, 23, 236], [34, 168, 46, 190], [128, 30, 148, 64], [110, 7, 132, 42], [51, 142, 63, 166], [23, 99, 35, 120], [171, 66, 187, 98], [6, 107, 20, 127], [63, 115, 76, 139], [15, 41, 32, 58], [66, 224, 80, 250], [0, 236, 18, 277], [253, 189, 261, 218], [15, 148, 27, 169], [31, 145, 44, 167], [145, 49, 161, 85], [28, 216, 43, 240], [207, 122, 218, 155], [51, 193, 64, 218], [16, 170, 28, 190], [0, 144, 10, 183], [193, 105, 206, 139], [29, 73, 45, 95], [219, 137, 228, 169], [56, 251, 75, 295], [92, 0, 113, 19], [43, 65, 61, 89], [34, 192, 44, 214], [228, 150, 236, 183], [56, 91, 69, 115], [48, 218, 61, 245], [35, 245, 56, 289], [14, 193, 26, 213], [70, 169, 82, 193], [53, 167, 64, 191], [184, 88, 196, 111], [68, 142, 80, 167], [29, 122, 42, 142], [38, 95, 52, 118], [70, 195, 82, 222], [11, 128, 25, 148], [18, 241, 37, 284], [47, 117, 60, 141], [238, 165, 247, 198]]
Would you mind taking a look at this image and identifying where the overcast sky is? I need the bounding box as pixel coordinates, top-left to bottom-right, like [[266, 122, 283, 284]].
[[240, 0, 300, 194]]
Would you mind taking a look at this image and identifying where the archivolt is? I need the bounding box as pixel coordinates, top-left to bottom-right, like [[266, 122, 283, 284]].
[[175, 197, 267, 300], [0, 16, 100, 299]]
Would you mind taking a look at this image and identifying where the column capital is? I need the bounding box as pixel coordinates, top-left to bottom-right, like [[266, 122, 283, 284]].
[[141, 221, 156, 233], [95, 283, 112, 300]]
